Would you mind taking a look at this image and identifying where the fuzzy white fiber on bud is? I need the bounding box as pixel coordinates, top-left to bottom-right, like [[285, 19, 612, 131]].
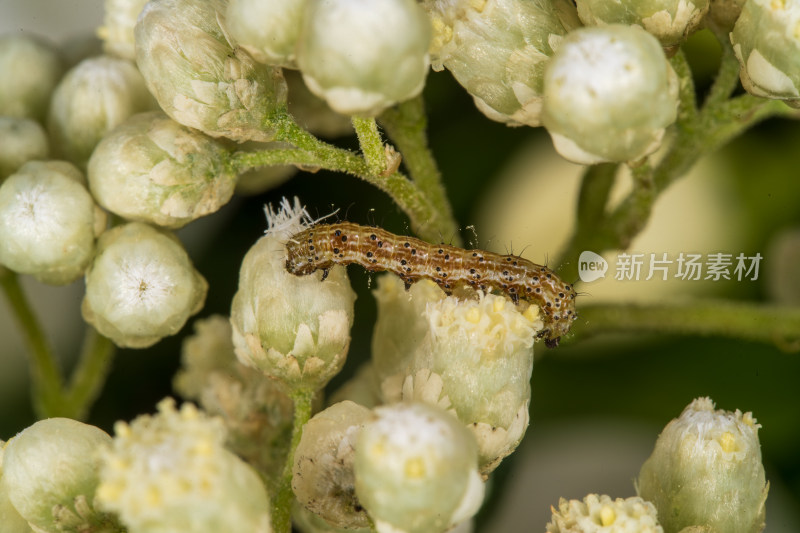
[[0, 117, 49, 180], [0, 34, 62, 121], [226, 0, 307, 67], [88, 112, 237, 228], [637, 397, 768, 533], [354, 402, 484, 533], [296, 0, 431, 116], [546, 494, 663, 533], [230, 198, 356, 392], [0, 161, 106, 285], [730, 0, 800, 105], [48, 55, 156, 169], [82, 222, 208, 348], [1, 418, 116, 533], [542, 24, 679, 164], [98, 0, 149, 60], [135, 0, 287, 142], [97, 398, 271, 533], [424, 0, 580, 127]]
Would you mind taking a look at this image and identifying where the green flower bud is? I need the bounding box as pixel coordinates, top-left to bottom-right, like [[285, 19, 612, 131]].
[[637, 397, 768, 533], [730, 0, 800, 104], [378, 274, 542, 474], [296, 0, 432, 116], [576, 0, 708, 49], [1, 418, 117, 533], [88, 112, 236, 228], [226, 0, 307, 67], [97, 398, 271, 533], [546, 494, 663, 533], [174, 315, 294, 481], [707, 0, 746, 33], [424, 0, 579, 126], [135, 0, 287, 142], [81, 222, 208, 348], [292, 401, 372, 529], [48, 55, 156, 169], [542, 25, 679, 164], [354, 402, 484, 533], [0, 161, 106, 285], [230, 198, 356, 392], [98, 0, 149, 60], [0, 117, 49, 180], [0, 440, 36, 533], [0, 34, 62, 120]]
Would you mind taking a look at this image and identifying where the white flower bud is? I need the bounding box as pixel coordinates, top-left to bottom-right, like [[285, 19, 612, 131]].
[[292, 401, 372, 529], [81, 222, 208, 348], [230, 198, 356, 392], [546, 494, 663, 533], [637, 397, 768, 533], [0, 161, 106, 285], [576, 0, 708, 48], [174, 315, 294, 480], [135, 0, 287, 142], [424, 0, 579, 126], [0, 117, 49, 180], [354, 402, 484, 533], [97, 398, 271, 533], [371, 274, 445, 382], [292, 500, 371, 533], [48, 55, 156, 169], [284, 70, 353, 139], [0, 440, 36, 533], [226, 0, 307, 67], [1, 418, 115, 533], [0, 34, 62, 121], [296, 0, 432, 116], [377, 274, 542, 474], [88, 112, 237, 228], [98, 0, 150, 60], [542, 25, 679, 164], [730, 0, 800, 104]]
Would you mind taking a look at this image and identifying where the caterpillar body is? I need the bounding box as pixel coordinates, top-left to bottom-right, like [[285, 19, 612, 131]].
[[285, 222, 577, 347]]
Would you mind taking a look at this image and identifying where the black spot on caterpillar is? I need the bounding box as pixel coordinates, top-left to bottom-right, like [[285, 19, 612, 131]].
[[285, 222, 577, 347]]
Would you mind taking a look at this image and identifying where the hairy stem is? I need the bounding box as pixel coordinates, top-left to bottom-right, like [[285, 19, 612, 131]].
[[271, 388, 314, 533], [0, 269, 64, 417], [379, 96, 460, 245], [352, 116, 387, 175], [569, 301, 800, 351], [64, 327, 116, 420]]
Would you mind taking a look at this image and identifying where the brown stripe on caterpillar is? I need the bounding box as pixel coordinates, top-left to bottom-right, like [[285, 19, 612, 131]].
[[285, 222, 577, 347]]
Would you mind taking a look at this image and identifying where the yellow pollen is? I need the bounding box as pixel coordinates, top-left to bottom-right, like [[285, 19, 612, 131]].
[[113, 421, 131, 438], [96, 482, 122, 503], [493, 298, 506, 312], [145, 486, 162, 507], [466, 307, 482, 323], [523, 305, 540, 321], [719, 431, 738, 453], [404, 457, 426, 479], [371, 442, 386, 458], [600, 505, 616, 526], [470, 0, 487, 12]]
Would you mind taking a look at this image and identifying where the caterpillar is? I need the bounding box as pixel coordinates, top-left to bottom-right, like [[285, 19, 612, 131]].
[[284, 222, 577, 347]]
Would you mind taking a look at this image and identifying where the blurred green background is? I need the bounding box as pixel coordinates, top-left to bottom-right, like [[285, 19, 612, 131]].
[[1, 2, 799, 530]]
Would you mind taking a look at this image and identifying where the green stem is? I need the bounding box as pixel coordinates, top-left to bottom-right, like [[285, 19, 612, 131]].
[[569, 301, 800, 351], [64, 327, 116, 420], [0, 269, 63, 417], [352, 116, 387, 176], [670, 50, 698, 125], [379, 97, 460, 245], [704, 28, 742, 108], [271, 388, 314, 533], [242, 111, 458, 244]]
